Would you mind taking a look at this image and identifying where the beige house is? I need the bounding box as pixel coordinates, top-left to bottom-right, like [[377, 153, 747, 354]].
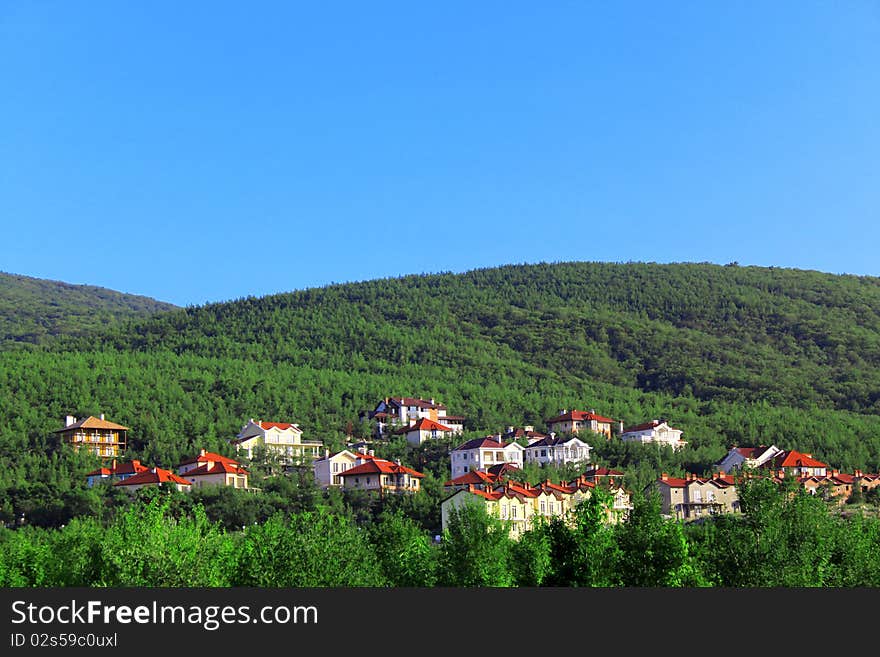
[[312, 449, 360, 487], [54, 414, 128, 458], [366, 397, 466, 436], [545, 410, 614, 439], [523, 434, 592, 467], [177, 449, 250, 489], [655, 473, 741, 520], [337, 456, 424, 494], [449, 437, 524, 478], [393, 417, 455, 446], [232, 419, 323, 465], [113, 467, 192, 493]]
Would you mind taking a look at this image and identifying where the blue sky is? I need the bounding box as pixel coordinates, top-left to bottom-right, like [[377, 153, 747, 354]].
[[2, 2, 878, 306]]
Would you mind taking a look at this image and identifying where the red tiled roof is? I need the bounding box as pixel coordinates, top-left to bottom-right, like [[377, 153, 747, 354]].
[[258, 421, 299, 431], [486, 462, 521, 477], [86, 460, 149, 477], [769, 450, 828, 470], [338, 458, 424, 478], [177, 451, 241, 467], [54, 416, 129, 432], [444, 470, 498, 487], [586, 466, 625, 477], [545, 410, 615, 425], [393, 417, 453, 434], [183, 462, 249, 477], [114, 467, 191, 487]]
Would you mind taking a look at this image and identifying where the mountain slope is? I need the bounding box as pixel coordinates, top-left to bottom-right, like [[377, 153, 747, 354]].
[[0, 271, 177, 346]]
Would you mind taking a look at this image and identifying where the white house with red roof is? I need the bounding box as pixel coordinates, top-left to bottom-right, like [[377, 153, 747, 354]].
[[715, 445, 784, 473], [763, 450, 828, 478], [545, 409, 616, 439], [449, 436, 524, 478], [232, 418, 323, 465], [86, 459, 150, 487], [113, 466, 192, 492], [366, 396, 466, 436], [176, 449, 250, 489], [393, 417, 455, 446], [523, 434, 592, 467], [620, 420, 687, 451], [337, 455, 424, 494]]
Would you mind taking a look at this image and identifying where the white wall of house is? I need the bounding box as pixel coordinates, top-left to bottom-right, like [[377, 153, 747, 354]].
[[449, 444, 524, 477], [313, 450, 358, 487]]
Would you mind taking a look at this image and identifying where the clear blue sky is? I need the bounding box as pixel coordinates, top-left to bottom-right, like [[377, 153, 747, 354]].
[[2, 2, 878, 307]]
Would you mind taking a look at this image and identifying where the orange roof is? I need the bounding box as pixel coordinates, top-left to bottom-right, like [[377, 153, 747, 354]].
[[114, 467, 191, 487], [770, 450, 828, 470], [258, 421, 299, 431], [545, 410, 615, 425], [54, 416, 129, 432], [444, 470, 498, 487], [338, 458, 424, 478], [393, 417, 452, 434], [183, 462, 249, 476], [177, 450, 241, 467], [86, 459, 149, 477], [585, 466, 625, 477]]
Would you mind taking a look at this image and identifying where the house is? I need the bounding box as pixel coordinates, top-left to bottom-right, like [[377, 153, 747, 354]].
[[392, 417, 455, 447], [443, 469, 503, 491], [715, 445, 784, 473], [337, 456, 424, 494], [177, 449, 250, 489], [449, 437, 524, 478], [365, 397, 466, 436], [501, 426, 548, 443], [54, 414, 128, 458], [523, 434, 592, 467], [581, 465, 625, 484], [85, 459, 149, 487], [231, 419, 323, 465], [312, 449, 361, 487], [762, 450, 828, 478], [655, 472, 740, 521], [620, 420, 687, 450], [113, 467, 192, 493], [544, 409, 615, 439]]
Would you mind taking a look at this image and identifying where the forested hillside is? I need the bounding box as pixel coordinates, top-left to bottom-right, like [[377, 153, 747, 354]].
[[0, 271, 176, 346], [3, 261, 880, 527]]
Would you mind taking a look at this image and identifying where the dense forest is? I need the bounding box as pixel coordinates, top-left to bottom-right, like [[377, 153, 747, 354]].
[[0, 271, 176, 346], [2, 261, 880, 585]]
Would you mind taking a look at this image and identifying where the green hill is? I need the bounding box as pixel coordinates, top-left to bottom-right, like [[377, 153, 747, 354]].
[[0, 271, 177, 346], [3, 261, 880, 525]]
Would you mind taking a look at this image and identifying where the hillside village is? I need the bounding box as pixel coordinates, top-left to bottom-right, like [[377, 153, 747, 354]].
[[53, 394, 880, 538]]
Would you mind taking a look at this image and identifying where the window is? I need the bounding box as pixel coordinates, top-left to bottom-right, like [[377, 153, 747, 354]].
[[512, 506, 518, 518], [540, 501, 546, 514]]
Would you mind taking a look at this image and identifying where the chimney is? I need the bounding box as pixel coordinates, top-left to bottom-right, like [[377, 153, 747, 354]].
[[111, 459, 116, 470], [661, 473, 668, 481], [324, 448, 329, 458], [358, 446, 367, 454], [855, 469, 863, 478], [100, 413, 105, 421], [151, 467, 157, 474], [200, 448, 206, 457], [430, 398, 435, 405], [368, 450, 375, 457], [395, 459, 401, 466], [65, 415, 76, 427]]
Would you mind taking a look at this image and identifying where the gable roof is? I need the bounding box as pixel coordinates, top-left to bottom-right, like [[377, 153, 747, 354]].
[[393, 417, 453, 434], [622, 420, 680, 433], [768, 450, 828, 470], [177, 450, 241, 467], [585, 466, 625, 477], [54, 416, 129, 432], [182, 461, 249, 477], [338, 458, 424, 479], [545, 410, 615, 425], [388, 397, 446, 411], [452, 436, 521, 451], [113, 467, 191, 487], [86, 459, 149, 477], [526, 434, 589, 449], [257, 421, 300, 431], [444, 470, 498, 487]]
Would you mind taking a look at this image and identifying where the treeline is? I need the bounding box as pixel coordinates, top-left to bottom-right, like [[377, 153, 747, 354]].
[[3, 481, 879, 587], [0, 271, 175, 346]]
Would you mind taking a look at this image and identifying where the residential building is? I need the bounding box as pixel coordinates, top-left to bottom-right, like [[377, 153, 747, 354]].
[[501, 426, 548, 443], [54, 414, 128, 457], [113, 467, 192, 493], [523, 434, 592, 467], [337, 456, 424, 494], [620, 420, 687, 450], [655, 472, 740, 520], [312, 449, 360, 487], [715, 445, 784, 473], [231, 419, 323, 465], [443, 469, 502, 492], [86, 459, 149, 487], [449, 437, 524, 478], [582, 465, 625, 484], [177, 449, 250, 489], [762, 450, 828, 478], [393, 417, 455, 446], [544, 409, 615, 439], [365, 397, 466, 436]]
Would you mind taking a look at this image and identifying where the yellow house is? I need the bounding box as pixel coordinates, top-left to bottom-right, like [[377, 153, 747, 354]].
[[54, 414, 128, 457]]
